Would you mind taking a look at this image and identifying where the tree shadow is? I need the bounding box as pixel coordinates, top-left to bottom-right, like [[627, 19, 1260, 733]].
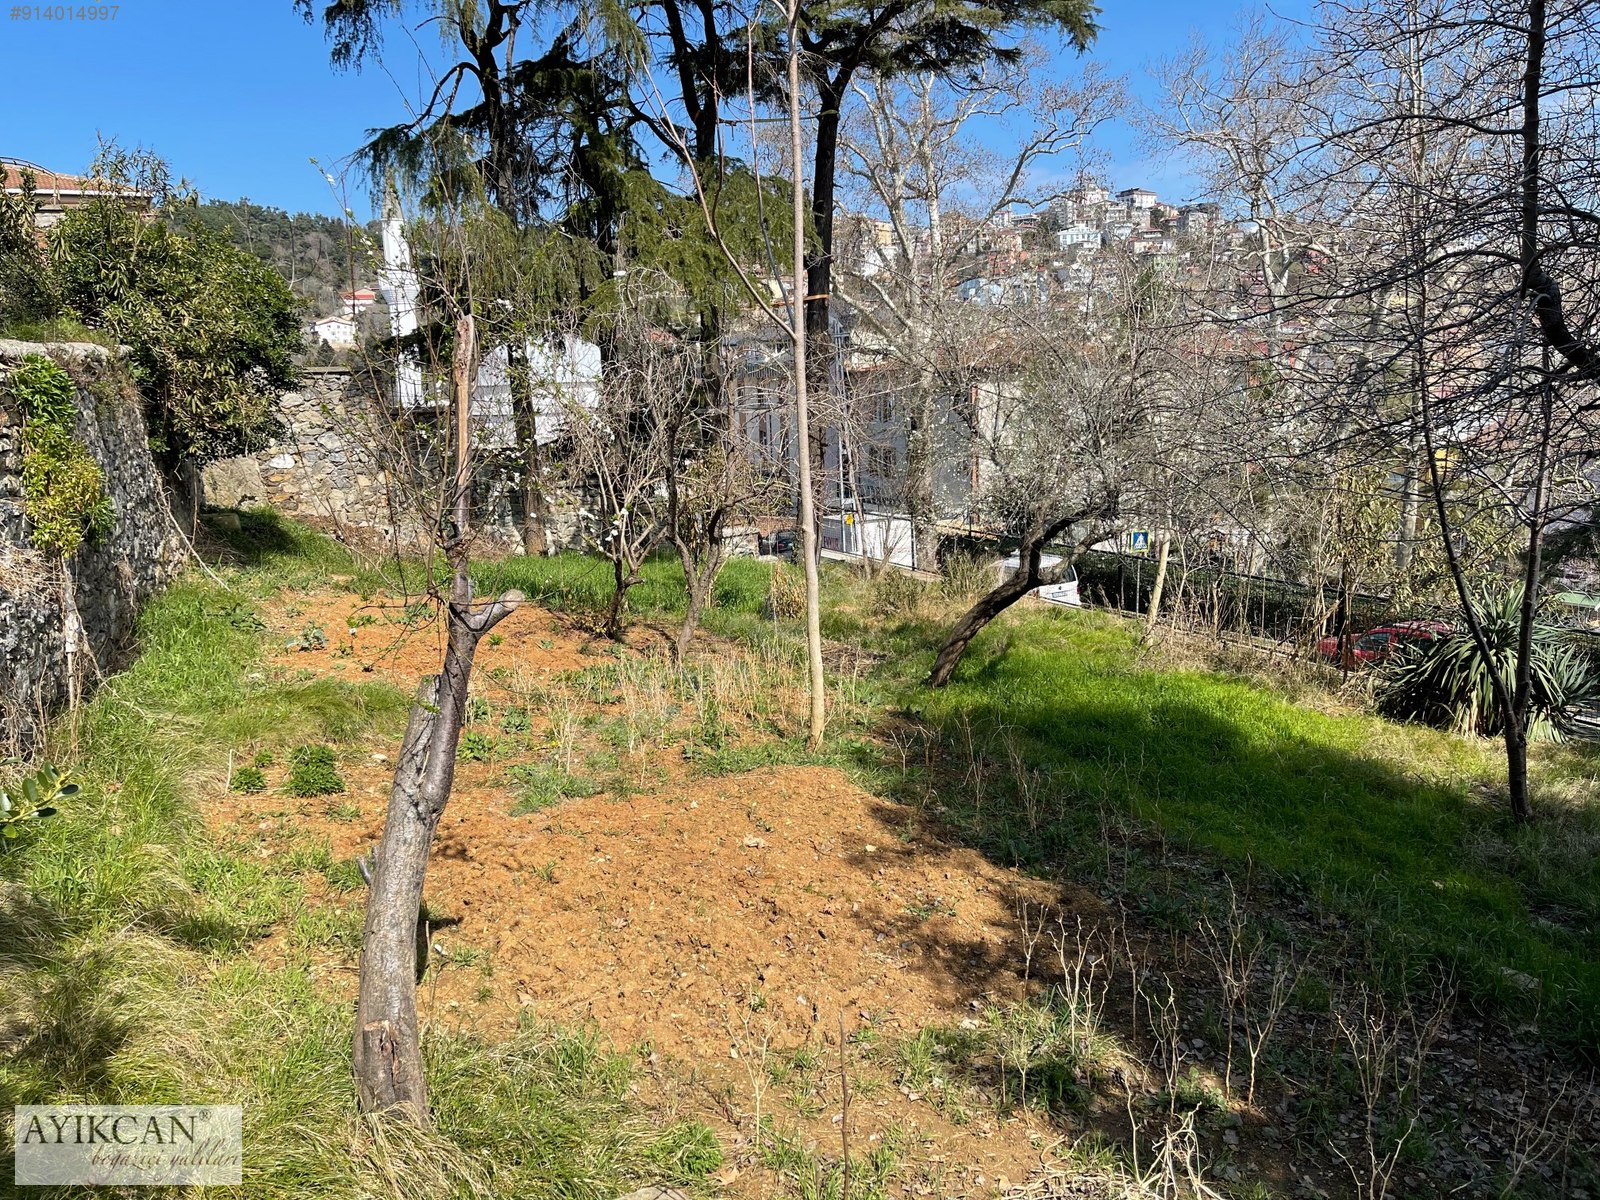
[[817, 628, 1600, 1189]]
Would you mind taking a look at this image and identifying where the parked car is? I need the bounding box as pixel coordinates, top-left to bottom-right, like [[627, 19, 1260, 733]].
[[998, 554, 1082, 608], [1316, 619, 1453, 666], [760, 529, 798, 560]]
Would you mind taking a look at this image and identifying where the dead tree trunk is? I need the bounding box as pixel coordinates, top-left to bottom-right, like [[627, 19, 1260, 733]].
[[352, 313, 522, 1123]]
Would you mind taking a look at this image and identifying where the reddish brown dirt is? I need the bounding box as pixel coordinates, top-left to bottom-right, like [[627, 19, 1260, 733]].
[[220, 589, 1096, 1195], [267, 588, 593, 689]]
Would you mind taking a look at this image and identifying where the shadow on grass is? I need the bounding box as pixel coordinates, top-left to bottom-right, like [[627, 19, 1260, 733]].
[[852, 608, 1600, 1057]]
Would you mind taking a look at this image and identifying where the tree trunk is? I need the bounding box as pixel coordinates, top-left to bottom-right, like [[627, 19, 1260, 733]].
[[352, 313, 521, 1123], [789, 9, 827, 747], [513, 396, 548, 556], [928, 504, 1112, 687], [1505, 720, 1531, 825], [606, 556, 630, 640], [1395, 451, 1420, 573], [806, 83, 843, 346], [1142, 532, 1172, 641], [926, 565, 1042, 688], [905, 377, 940, 571], [677, 579, 709, 662], [673, 535, 724, 662]]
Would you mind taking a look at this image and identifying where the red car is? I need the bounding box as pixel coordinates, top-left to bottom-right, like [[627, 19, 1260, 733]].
[[1316, 619, 1453, 666]]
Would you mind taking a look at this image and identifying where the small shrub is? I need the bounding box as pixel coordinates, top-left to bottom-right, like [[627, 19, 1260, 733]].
[[507, 762, 600, 814], [0, 764, 75, 841], [764, 564, 805, 621], [285, 744, 345, 796], [940, 551, 991, 601], [870, 569, 923, 617], [231, 766, 267, 794], [286, 622, 327, 652], [643, 1118, 723, 1177], [251, 750, 275, 768], [1377, 586, 1598, 739], [458, 731, 496, 762], [499, 705, 531, 734], [9, 354, 114, 558]]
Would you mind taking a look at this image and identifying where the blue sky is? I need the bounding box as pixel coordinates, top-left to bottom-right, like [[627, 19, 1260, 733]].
[[1, 0, 1306, 218]]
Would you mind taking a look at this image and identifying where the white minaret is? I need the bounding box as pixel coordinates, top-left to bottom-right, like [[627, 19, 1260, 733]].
[[377, 191, 425, 410]]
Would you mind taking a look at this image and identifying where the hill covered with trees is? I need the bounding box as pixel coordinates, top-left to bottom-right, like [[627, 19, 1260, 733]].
[[170, 197, 376, 319]]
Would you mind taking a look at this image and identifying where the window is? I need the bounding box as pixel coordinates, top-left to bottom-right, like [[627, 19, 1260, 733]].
[[868, 445, 897, 478]]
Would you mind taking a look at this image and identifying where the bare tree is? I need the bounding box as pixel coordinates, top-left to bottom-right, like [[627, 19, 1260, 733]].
[[645, 9, 829, 745], [352, 225, 524, 1120], [665, 395, 774, 658], [1300, 0, 1600, 821], [834, 59, 1120, 562], [557, 288, 685, 640], [926, 250, 1197, 686]]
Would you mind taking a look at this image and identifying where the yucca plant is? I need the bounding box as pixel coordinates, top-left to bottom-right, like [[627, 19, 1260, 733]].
[[1377, 586, 1598, 741]]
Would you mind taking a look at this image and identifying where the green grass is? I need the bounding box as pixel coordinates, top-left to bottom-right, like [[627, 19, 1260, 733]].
[[473, 550, 775, 637], [891, 605, 1600, 1050], [0, 521, 725, 1197]]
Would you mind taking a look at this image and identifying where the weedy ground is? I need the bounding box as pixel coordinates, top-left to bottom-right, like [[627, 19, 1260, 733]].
[[1, 508, 1597, 1199]]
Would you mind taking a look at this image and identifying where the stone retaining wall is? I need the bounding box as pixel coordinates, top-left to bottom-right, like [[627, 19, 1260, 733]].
[[0, 340, 184, 754], [200, 368, 399, 536]]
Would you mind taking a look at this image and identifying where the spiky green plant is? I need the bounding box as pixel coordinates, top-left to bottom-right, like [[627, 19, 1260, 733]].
[[1376, 586, 1597, 741]]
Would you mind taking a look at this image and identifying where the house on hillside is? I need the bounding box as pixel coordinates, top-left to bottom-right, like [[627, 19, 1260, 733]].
[[340, 288, 378, 317], [1, 158, 152, 228], [309, 313, 357, 349]]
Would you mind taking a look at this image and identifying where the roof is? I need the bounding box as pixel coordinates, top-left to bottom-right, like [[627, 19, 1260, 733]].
[[312, 314, 356, 327], [1, 159, 150, 204], [340, 289, 377, 299]]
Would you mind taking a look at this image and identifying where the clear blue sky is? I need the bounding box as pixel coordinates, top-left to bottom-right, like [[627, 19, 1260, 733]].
[[0, 0, 1306, 218]]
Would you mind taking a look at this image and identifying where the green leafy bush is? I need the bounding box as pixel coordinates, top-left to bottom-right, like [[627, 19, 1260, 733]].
[[7, 354, 114, 558], [285, 744, 345, 796], [46, 147, 302, 465], [458, 730, 496, 762], [231, 766, 267, 794], [1376, 586, 1598, 740]]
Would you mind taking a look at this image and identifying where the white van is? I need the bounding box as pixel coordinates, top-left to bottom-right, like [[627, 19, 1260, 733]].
[[997, 553, 1082, 607]]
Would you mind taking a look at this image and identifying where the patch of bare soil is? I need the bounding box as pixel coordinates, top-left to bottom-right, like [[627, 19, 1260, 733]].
[[227, 589, 1090, 1196]]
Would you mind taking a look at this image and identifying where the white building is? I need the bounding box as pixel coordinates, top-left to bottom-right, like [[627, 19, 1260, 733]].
[[309, 313, 357, 349], [1055, 224, 1103, 252], [340, 288, 378, 317]]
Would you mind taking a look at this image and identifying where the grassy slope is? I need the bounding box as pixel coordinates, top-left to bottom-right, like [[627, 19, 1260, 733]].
[[5, 515, 1598, 1194], [0, 513, 721, 1198], [870, 602, 1600, 1049]]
